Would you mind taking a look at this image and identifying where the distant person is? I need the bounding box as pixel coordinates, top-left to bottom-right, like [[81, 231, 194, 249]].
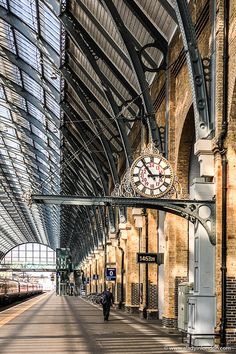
[[69, 283, 74, 296], [100, 287, 114, 321]]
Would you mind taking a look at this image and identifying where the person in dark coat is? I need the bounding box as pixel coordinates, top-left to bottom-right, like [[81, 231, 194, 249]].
[[100, 287, 114, 321]]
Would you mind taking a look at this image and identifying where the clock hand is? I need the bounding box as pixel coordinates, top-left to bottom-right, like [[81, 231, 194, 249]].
[[150, 174, 171, 178], [141, 159, 153, 176]]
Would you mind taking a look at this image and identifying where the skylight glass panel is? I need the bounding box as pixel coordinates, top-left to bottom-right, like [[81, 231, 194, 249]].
[[0, 85, 6, 99], [9, 151, 23, 161], [10, 0, 37, 32], [0, 104, 11, 120], [4, 138, 20, 150], [47, 120, 59, 135], [28, 103, 46, 124], [12, 113, 30, 130], [48, 139, 59, 152], [32, 125, 47, 142], [42, 57, 61, 91], [0, 57, 22, 86], [14, 31, 41, 72], [37, 156, 50, 168], [22, 72, 44, 100], [0, 19, 16, 54], [17, 131, 34, 146], [13, 162, 27, 172], [35, 143, 49, 158], [0, 148, 7, 156], [5, 88, 27, 111], [4, 126, 16, 137], [39, 2, 61, 53], [46, 93, 60, 117], [0, 0, 7, 8]]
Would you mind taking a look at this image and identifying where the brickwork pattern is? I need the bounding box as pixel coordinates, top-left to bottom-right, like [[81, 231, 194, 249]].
[[226, 277, 236, 329], [149, 283, 158, 309], [162, 316, 177, 329], [116, 282, 126, 303], [226, 331, 236, 347], [131, 283, 139, 306]]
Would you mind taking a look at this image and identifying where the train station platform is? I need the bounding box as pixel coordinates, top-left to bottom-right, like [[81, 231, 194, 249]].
[[0, 292, 225, 353]]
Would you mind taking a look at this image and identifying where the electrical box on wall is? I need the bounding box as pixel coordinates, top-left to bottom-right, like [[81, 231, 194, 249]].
[[178, 282, 193, 331]]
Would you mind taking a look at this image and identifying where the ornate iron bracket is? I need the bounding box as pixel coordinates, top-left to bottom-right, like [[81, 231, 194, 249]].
[[31, 195, 216, 246], [174, 0, 211, 139]]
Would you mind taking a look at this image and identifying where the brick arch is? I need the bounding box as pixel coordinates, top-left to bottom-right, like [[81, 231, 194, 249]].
[[176, 105, 195, 196]]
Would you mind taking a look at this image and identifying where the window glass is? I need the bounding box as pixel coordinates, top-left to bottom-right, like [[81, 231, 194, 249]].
[[0, 243, 56, 267]]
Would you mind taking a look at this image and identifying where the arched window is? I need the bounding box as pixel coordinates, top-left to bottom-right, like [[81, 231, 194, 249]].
[[0, 243, 56, 270]]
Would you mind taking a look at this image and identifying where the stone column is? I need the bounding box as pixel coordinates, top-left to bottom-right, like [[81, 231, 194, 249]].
[[122, 208, 140, 314], [162, 213, 188, 328]]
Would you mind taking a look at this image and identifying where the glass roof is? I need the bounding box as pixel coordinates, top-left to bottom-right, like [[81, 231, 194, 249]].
[[0, 0, 178, 263], [0, 0, 61, 258]]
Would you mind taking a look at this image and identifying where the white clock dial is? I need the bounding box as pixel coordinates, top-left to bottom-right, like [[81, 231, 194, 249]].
[[130, 154, 174, 198]]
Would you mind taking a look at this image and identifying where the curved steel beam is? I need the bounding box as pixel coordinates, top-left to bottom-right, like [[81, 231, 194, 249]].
[[101, 0, 163, 152], [61, 66, 120, 184], [32, 195, 216, 245], [123, 0, 168, 58], [59, 10, 142, 106], [60, 15, 132, 165], [75, 0, 157, 70], [61, 66, 119, 145], [174, 0, 211, 139]]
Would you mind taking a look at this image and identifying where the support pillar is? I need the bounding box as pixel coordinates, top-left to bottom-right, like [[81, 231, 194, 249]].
[[123, 209, 140, 314]]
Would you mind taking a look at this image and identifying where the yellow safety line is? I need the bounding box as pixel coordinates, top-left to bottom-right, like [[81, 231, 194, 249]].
[[0, 292, 49, 328]]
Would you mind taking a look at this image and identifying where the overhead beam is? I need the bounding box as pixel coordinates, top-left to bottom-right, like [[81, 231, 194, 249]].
[[59, 10, 142, 104], [61, 66, 119, 141], [62, 24, 132, 164], [159, 0, 178, 23], [75, 0, 157, 70], [101, 0, 163, 152], [31, 194, 216, 245], [61, 66, 120, 184], [174, 0, 211, 139], [123, 0, 168, 56]]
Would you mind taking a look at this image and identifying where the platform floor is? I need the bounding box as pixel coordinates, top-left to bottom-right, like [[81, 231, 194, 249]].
[[0, 292, 225, 353]]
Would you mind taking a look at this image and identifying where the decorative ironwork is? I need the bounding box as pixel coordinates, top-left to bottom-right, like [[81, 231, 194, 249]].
[[174, 0, 211, 139], [111, 170, 135, 198], [31, 195, 216, 245]]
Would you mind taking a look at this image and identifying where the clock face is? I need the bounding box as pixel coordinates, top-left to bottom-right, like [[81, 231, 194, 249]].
[[130, 154, 174, 198]]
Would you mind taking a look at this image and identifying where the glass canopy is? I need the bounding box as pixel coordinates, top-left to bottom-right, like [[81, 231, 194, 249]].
[[0, 0, 177, 263]]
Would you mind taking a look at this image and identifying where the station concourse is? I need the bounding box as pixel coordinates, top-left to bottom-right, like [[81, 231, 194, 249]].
[[0, 0, 236, 352]]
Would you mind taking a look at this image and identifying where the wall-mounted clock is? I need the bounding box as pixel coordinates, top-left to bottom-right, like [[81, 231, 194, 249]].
[[130, 153, 174, 198]]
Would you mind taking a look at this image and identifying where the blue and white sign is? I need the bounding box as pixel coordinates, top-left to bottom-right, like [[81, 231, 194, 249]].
[[106, 267, 116, 281]]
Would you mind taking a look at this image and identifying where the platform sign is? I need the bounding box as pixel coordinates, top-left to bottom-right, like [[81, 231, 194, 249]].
[[137, 253, 158, 264], [106, 267, 116, 281]]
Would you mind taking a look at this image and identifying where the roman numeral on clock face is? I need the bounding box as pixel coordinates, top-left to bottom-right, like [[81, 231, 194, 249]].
[[130, 153, 174, 198]]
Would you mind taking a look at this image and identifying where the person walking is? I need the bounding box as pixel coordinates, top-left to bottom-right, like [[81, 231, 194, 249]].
[[100, 287, 114, 321]]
